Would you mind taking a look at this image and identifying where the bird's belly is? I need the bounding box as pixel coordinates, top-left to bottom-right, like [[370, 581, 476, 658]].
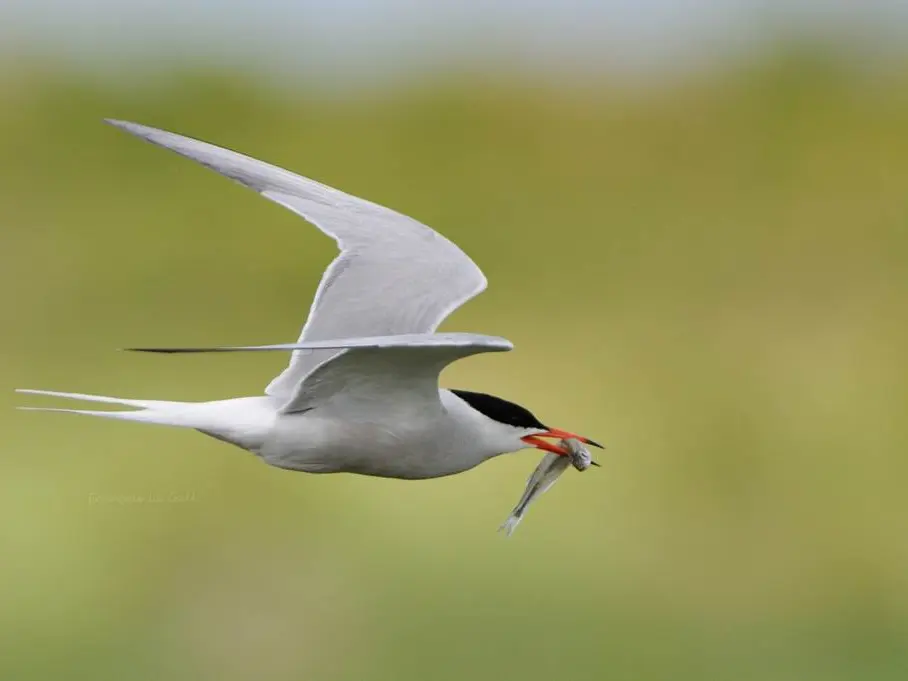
[[259, 412, 484, 480]]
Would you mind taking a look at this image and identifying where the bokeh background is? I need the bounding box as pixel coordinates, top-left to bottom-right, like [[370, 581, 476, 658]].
[[3, 2, 908, 680]]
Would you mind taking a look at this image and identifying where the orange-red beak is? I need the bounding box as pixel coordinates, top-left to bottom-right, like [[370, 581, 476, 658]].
[[521, 428, 603, 457]]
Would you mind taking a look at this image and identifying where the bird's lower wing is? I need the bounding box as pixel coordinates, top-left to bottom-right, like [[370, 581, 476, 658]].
[[129, 332, 512, 414], [127, 332, 512, 354]]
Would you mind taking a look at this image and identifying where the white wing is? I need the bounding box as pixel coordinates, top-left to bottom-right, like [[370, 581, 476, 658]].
[[129, 333, 513, 413], [107, 120, 488, 400]]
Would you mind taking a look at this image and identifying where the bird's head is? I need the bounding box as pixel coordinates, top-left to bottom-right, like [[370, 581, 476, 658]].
[[450, 389, 602, 458]]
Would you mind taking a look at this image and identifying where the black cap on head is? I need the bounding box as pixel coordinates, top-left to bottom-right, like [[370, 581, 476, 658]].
[[451, 390, 547, 430]]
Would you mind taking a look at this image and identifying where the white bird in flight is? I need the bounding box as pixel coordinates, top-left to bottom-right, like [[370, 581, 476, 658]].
[[18, 120, 601, 482]]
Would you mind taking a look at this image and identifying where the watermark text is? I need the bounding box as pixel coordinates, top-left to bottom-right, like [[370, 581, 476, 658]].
[[88, 491, 198, 506]]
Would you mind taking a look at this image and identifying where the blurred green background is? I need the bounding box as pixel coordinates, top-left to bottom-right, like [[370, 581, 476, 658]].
[[3, 26, 908, 681]]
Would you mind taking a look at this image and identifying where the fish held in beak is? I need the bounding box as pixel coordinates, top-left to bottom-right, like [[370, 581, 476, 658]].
[[500, 437, 598, 536]]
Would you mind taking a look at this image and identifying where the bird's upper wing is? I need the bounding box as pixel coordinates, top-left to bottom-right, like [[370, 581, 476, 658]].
[[129, 333, 513, 413], [107, 120, 489, 403]]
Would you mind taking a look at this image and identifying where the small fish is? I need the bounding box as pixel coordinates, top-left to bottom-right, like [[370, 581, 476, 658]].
[[499, 438, 597, 536]]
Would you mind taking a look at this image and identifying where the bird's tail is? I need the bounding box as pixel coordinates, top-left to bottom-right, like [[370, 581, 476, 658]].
[[15, 389, 198, 427]]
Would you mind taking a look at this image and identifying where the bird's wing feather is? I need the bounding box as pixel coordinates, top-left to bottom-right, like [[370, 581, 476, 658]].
[[128, 333, 513, 414], [127, 332, 512, 354], [106, 120, 488, 399]]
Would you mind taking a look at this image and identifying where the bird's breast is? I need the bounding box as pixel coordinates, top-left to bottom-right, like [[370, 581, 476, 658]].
[[259, 407, 489, 479]]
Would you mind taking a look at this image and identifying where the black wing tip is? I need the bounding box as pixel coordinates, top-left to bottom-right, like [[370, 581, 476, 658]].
[[123, 347, 222, 354]]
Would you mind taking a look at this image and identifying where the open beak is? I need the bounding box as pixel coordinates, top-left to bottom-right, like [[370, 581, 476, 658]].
[[521, 428, 604, 461]]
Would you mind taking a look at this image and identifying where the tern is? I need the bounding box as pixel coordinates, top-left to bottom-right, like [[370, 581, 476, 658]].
[[17, 120, 601, 481]]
